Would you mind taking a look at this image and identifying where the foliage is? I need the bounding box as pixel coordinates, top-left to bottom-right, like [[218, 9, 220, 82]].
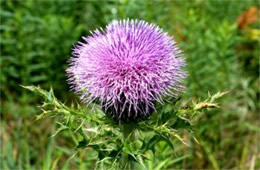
[[21, 85, 226, 169]]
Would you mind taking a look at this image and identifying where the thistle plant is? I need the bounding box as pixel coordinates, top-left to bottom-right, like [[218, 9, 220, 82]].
[[23, 19, 226, 169]]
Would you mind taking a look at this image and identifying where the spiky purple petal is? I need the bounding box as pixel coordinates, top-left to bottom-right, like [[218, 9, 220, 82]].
[[67, 19, 186, 121]]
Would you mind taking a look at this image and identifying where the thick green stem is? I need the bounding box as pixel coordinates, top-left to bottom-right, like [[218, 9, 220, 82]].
[[120, 123, 135, 169], [122, 123, 134, 140]]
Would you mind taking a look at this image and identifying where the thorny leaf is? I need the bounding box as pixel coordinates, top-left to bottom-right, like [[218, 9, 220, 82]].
[[22, 85, 226, 169]]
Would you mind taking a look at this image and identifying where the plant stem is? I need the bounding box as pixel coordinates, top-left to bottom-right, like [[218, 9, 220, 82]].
[[122, 123, 134, 140], [120, 123, 135, 169]]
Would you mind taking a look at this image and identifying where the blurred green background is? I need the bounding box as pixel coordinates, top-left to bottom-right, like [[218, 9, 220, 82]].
[[1, 0, 259, 169]]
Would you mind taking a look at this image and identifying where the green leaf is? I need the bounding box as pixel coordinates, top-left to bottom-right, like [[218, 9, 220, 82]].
[[154, 158, 170, 170]]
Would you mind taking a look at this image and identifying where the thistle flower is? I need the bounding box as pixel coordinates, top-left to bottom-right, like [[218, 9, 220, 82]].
[[67, 19, 186, 121]]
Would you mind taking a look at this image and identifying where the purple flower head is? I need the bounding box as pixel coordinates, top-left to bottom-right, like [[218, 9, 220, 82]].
[[67, 19, 186, 121]]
